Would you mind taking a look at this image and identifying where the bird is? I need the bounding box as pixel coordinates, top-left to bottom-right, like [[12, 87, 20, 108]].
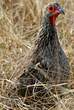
[[17, 2, 70, 99]]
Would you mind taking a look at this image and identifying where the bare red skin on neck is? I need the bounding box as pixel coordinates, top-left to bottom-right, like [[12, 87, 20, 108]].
[[49, 13, 59, 25], [49, 16, 56, 25], [49, 11, 60, 25]]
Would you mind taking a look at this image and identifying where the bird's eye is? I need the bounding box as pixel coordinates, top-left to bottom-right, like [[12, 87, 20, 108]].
[[48, 6, 54, 12], [50, 7, 53, 10]]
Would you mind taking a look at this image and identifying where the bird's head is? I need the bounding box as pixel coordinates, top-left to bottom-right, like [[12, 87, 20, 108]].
[[45, 3, 65, 25]]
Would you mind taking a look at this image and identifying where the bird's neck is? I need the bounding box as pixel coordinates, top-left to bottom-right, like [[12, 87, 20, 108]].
[[42, 15, 56, 30], [41, 16, 59, 47], [42, 17, 60, 53]]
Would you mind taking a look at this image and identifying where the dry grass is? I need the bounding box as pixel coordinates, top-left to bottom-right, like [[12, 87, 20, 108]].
[[0, 0, 74, 110]]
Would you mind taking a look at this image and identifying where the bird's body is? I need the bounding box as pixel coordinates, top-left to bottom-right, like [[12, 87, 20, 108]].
[[31, 14, 69, 82], [17, 3, 70, 102]]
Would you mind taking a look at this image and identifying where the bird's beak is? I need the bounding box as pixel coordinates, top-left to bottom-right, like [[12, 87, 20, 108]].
[[58, 7, 65, 14]]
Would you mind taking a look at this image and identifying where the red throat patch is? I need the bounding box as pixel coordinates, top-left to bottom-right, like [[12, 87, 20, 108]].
[[49, 14, 58, 25]]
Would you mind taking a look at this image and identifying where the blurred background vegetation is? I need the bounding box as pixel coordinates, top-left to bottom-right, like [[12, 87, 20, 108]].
[[0, 0, 74, 110]]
